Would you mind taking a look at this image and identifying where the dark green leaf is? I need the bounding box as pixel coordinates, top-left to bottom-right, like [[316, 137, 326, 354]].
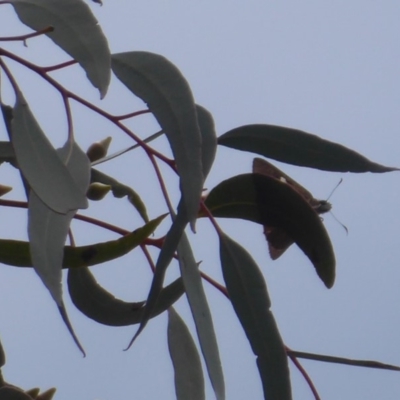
[[196, 105, 217, 180], [219, 233, 292, 400], [205, 174, 335, 288], [91, 168, 149, 222], [68, 268, 184, 326], [177, 233, 225, 400], [126, 201, 188, 348], [111, 52, 203, 228], [167, 308, 205, 400], [10, 0, 111, 97], [218, 124, 399, 173], [0, 215, 166, 268]]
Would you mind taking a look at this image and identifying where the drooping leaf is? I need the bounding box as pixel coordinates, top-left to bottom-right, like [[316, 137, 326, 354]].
[[28, 141, 90, 305], [9, 0, 111, 97], [68, 267, 184, 326], [126, 201, 188, 348], [91, 168, 149, 222], [177, 233, 225, 400], [167, 308, 205, 400], [219, 233, 292, 400], [196, 105, 217, 180], [0, 215, 166, 269], [218, 124, 399, 173], [111, 52, 203, 228], [204, 174, 335, 288], [11, 93, 88, 213], [27, 141, 90, 355]]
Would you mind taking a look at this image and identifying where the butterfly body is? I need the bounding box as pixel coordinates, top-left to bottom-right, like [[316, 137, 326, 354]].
[[252, 157, 331, 259]]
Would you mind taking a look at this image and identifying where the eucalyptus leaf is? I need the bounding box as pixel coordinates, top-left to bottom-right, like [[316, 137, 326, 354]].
[[168, 308, 205, 400], [177, 233, 225, 400], [218, 124, 399, 173], [112, 52, 203, 228], [91, 168, 148, 222], [204, 174, 335, 288], [0, 215, 166, 269], [68, 267, 184, 326], [196, 105, 217, 180], [28, 141, 91, 305], [9, 0, 111, 97], [126, 201, 188, 348], [11, 93, 88, 213], [219, 233, 292, 400]]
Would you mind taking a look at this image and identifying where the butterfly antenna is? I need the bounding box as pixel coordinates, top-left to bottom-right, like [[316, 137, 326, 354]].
[[326, 178, 343, 201], [330, 210, 349, 235]]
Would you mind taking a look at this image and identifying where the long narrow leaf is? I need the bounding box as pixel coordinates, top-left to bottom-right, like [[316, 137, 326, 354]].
[[91, 168, 149, 222], [11, 93, 88, 213], [178, 233, 225, 400], [28, 142, 90, 305], [10, 0, 111, 97], [68, 268, 184, 326], [167, 308, 205, 400], [0, 215, 166, 269], [196, 105, 217, 180], [219, 233, 292, 400], [126, 201, 188, 348], [112, 52, 203, 228], [218, 124, 399, 173]]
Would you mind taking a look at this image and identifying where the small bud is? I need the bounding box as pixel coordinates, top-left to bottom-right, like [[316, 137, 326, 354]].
[[86, 137, 112, 162], [0, 184, 12, 197], [86, 183, 111, 201]]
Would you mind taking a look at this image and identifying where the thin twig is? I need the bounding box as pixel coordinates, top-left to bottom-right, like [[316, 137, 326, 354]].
[[0, 26, 54, 42], [287, 350, 400, 372], [286, 347, 321, 400]]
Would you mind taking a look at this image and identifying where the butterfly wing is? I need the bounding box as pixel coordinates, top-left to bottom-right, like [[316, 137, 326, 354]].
[[253, 157, 331, 259], [264, 226, 294, 260]]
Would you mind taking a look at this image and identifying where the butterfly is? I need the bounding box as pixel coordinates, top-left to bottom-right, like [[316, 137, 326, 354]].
[[252, 157, 332, 260]]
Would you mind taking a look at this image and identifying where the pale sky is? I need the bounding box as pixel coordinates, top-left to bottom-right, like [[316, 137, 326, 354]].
[[1, 1, 400, 399]]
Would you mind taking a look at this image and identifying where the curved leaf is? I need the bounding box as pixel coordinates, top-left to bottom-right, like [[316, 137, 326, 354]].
[[68, 267, 184, 326], [204, 174, 335, 288], [168, 308, 205, 400], [111, 52, 203, 228], [219, 233, 292, 400], [28, 142, 90, 305], [11, 93, 88, 213], [177, 233, 225, 400], [0, 215, 166, 268], [218, 124, 399, 173], [10, 0, 111, 97], [91, 168, 149, 222], [196, 105, 217, 180]]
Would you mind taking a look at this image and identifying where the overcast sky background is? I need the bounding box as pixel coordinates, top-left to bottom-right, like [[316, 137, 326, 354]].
[[1, 1, 400, 399]]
